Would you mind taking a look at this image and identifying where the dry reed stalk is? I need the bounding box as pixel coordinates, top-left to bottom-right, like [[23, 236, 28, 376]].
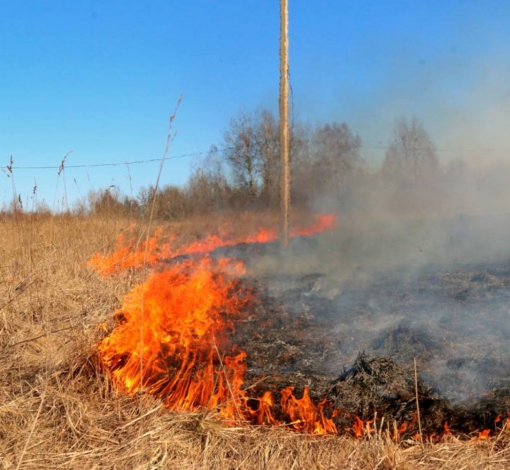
[[138, 95, 182, 395], [414, 357, 424, 449], [15, 390, 45, 470], [213, 340, 244, 423]]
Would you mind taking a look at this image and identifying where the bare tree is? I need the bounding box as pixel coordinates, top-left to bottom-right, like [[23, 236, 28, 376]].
[[291, 122, 362, 206], [382, 117, 439, 182], [187, 146, 231, 213], [222, 112, 260, 199], [219, 111, 364, 211], [221, 109, 280, 204], [311, 122, 362, 187], [257, 110, 280, 204]]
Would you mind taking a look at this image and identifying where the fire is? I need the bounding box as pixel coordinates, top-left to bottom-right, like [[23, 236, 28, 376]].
[[93, 215, 349, 432], [476, 429, 491, 441], [88, 214, 337, 277], [95, 247, 341, 432], [350, 416, 376, 438], [91, 214, 508, 439], [290, 214, 336, 237], [98, 256, 251, 416], [352, 416, 364, 438], [391, 421, 408, 441], [88, 228, 174, 276], [279, 387, 338, 434], [443, 421, 451, 436]]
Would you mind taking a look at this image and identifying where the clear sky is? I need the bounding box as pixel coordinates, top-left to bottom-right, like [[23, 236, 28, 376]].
[[2, 1, 510, 209]]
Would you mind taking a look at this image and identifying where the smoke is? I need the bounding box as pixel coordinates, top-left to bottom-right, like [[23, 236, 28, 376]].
[[249, 171, 510, 406], [256, 45, 510, 406], [253, 213, 510, 406], [341, 13, 510, 173], [224, 10, 510, 408]]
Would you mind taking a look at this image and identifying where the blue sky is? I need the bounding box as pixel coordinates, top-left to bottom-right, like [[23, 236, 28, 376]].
[[2, 1, 510, 209]]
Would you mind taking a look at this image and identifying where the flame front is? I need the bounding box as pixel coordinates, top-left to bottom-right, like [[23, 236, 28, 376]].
[[97, 253, 343, 431], [92, 217, 510, 439], [88, 214, 337, 277], [93, 216, 346, 433]]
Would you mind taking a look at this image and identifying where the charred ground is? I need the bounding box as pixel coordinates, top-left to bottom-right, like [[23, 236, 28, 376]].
[[206, 215, 510, 437]]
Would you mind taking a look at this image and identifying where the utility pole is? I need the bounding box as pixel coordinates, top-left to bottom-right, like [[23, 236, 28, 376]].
[[279, 0, 290, 249]]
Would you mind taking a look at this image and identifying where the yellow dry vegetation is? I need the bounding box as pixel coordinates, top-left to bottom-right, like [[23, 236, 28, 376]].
[[1, 213, 510, 469]]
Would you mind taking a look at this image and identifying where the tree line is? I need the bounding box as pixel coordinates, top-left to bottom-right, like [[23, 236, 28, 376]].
[[86, 109, 471, 220]]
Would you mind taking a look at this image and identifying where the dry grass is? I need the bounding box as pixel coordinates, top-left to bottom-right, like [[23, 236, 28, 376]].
[[1, 213, 510, 469]]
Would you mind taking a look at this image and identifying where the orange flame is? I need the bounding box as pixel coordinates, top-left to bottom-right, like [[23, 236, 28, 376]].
[[93, 215, 509, 439], [352, 416, 364, 438], [96, 252, 342, 434], [88, 228, 174, 276], [290, 214, 336, 237], [98, 256, 251, 415], [89, 214, 337, 277], [397, 421, 409, 434], [279, 386, 338, 434], [443, 421, 451, 436], [477, 429, 491, 441]]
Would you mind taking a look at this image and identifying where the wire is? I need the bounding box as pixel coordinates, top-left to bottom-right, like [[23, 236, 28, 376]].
[[2, 142, 505, 172], [360, 144, 502, 153], [2, 146, 245, 171], [1, 149, 221, 171]]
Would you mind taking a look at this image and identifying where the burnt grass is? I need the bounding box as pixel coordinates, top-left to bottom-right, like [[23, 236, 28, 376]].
[[213, 238, 510, 438]]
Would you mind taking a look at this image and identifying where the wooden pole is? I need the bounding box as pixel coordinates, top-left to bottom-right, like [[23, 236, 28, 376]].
[[279, 0, 290, 249]]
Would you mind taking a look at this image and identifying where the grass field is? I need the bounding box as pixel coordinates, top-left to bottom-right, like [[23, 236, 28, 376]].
[[2, 213, 510, 469]]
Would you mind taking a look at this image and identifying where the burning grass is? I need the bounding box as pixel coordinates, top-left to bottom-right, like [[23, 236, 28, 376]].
[[2, 212, 510, 469]]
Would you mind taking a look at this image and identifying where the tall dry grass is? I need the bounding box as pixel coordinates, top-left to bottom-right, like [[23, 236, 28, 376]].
[[1, 213, 510, 469]]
